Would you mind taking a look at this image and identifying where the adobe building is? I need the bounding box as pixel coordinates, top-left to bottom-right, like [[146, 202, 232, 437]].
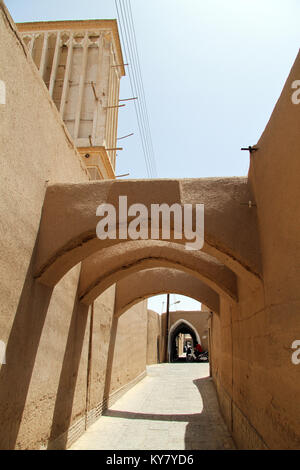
[[0, 1, 300, 450]]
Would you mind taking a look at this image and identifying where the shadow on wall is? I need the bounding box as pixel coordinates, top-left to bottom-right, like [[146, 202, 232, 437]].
[[102, 376, 235, 450], [0, 231, 120, 450], [0, 233, 93, 450], [0, 239, 54, 449], [47, 293, 89, 449], [102, 315, 119, 406]]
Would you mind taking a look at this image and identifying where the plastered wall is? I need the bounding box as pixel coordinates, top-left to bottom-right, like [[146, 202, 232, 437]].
[[211, 278, 300, 449], [147, 309, 161, 365], [0, 4, 148, 450], [209, 51, 300, 450], [246, 50, 300, 449], [111, 300, 148, 393]]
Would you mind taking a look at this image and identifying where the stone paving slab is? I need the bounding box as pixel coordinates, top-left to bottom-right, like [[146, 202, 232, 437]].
[[70, 363, 236, 450]]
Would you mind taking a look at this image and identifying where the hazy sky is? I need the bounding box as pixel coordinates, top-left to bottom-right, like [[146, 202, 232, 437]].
[[6, 0, 300, 312]]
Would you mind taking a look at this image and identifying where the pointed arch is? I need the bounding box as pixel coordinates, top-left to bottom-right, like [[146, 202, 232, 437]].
[[168, 318, 201, 362]]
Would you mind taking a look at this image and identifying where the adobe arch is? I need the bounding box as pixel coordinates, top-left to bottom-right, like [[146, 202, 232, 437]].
[[168, 319, 201, 362], [114, 267, 220, 317], [33, 177, 262, 287], [78, 240, 238, 304]]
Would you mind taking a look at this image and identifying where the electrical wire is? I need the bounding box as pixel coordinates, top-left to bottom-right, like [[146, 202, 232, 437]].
[[115, 0, 158, 177]]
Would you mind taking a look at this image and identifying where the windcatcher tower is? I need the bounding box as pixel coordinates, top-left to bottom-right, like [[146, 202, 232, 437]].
[[17, 20, 126, 180]]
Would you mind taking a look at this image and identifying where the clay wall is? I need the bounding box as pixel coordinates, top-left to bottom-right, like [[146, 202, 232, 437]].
[[0, 4, 148, 449]]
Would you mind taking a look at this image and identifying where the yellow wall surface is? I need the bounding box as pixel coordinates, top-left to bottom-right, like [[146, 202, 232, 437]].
[[147, 310, 161, 365]]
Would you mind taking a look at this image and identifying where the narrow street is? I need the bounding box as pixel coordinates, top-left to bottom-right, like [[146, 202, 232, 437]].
[[70, 364, 235, 450]]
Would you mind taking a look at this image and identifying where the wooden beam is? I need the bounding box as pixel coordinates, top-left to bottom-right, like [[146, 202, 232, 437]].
[[103, 104, 125, 109], [119, 97, 138, 102]]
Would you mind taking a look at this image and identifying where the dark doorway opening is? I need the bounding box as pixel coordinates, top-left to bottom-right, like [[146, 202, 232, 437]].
[[169, 322, 198, 363]]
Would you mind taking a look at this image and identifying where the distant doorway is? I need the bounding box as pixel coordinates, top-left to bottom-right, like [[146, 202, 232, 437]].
[[168, 320, 200, 363]]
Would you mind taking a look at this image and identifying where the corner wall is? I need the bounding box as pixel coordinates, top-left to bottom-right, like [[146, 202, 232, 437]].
[[210, 288, 270, 449], [211, 275, 300, 449], [209, 49, 300, 451]]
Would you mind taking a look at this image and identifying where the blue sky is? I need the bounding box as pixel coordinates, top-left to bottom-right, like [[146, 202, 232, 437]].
[[6, 0, 300, 312]]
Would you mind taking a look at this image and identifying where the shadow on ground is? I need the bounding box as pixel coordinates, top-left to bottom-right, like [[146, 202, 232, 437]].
[[103, 376, 235, 450]]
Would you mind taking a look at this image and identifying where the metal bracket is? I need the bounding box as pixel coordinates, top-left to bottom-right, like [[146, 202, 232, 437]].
[[241, 146, 259, 154]]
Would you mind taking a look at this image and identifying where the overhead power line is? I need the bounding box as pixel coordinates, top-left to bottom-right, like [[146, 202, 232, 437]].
[[115, 0, 158, 178]]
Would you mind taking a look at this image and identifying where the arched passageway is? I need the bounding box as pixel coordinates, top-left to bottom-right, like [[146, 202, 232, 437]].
[[78, 241, 238, 305], [33, 178, 262, 288], [168, 320, 201, 363], [78, 240, 238, 306], [114, 268, 220, 316]]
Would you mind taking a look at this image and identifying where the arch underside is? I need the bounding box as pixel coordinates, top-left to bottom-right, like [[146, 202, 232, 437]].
[[114, 267, 220, 316], [33, 178, 262, 291], [78, 240, 237, 305]]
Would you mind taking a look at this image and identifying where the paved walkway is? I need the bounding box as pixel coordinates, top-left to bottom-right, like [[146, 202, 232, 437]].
[[70, 363, 235, 450]]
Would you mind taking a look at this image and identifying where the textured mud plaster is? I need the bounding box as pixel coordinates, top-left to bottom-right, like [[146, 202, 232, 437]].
[[147, 310, 161, 365], [34, 177, 262, 287], [0, 2, 90, 449], [0, 3, 149, 450], [245, 49, 300, 449], [110, 300, 148, 394], [114, 268, 220, 315], [78, 241, 237, 305]]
